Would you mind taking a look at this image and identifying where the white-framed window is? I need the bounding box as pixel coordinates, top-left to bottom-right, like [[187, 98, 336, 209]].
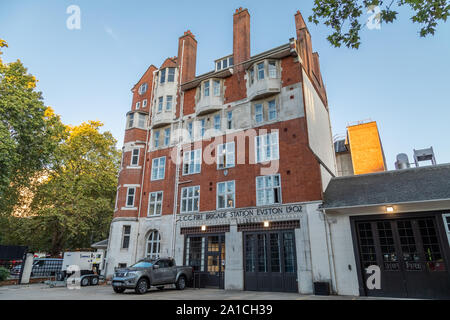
[[214, 114, 221, 130], [216, 56, 234, 71], [255, 104, 263, 123], [443, 213, 450, 245], [255, 132, 279, 163], [138, 83, 148, 95], [167, 67, 175, 82], [126, 187, 136, 207], [217, 142, 235, 169], [164, 128, 171, 146], [180, 186, 200, 213], [143, 99, 147, 108], [200, 119, 206, 137], [127, 113, 134, 128], [227, 111, 233, 129], [217, 181, 235, 209], [183, 149, 201, 175], [257, 62, 265, 80], [249, 67, 255, 85], [256, 174, 281, 206], [158, 97, 163, 112], [213, 80, 220, 96], [166, 95, 173, 111], [136, 101, 141, 110], [268, 100, 277, 121], [187, 121, 193, 139], [146, 231, 161, 259], [268, 61, 277, 78], [160, 69, 166, 84], [148, 191, 163, 216], [151, 157, 166, 180], [130, 149, 140, 166], [154, 131, 160, 148], [122, 225, 131, 249], [137, 113, 146, 128], [203, 80, 210, 97]]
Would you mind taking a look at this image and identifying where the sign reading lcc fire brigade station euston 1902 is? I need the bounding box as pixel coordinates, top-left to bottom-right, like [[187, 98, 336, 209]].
[[178, 203, 304, 224]]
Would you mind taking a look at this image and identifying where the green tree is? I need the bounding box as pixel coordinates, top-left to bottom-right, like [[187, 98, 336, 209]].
[[309, 0, 450, 48], [24, 121, 121, 255], [0, 40, 66, 217]]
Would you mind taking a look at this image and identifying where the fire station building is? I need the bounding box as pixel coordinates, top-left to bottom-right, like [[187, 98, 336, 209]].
[[105, 7, 450, 298], [106, 8, 336, 294]]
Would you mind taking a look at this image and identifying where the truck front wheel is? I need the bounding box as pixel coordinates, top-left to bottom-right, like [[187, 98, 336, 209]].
[[135, 278, 149, 294], [176, 276, 186, 290], [113, 287, 125, 293]]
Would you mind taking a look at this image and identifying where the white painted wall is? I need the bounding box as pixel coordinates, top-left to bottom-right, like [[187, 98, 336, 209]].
[[225, 223, 244, 290], [302, 70, 336, 189], [328, 213, 360, 296]]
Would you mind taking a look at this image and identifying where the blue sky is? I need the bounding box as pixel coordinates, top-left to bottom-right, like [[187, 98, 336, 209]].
[[1, 0, 449, 170]]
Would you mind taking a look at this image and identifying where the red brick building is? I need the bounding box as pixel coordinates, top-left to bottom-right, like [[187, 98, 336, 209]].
[[106, 8, 337, 293]]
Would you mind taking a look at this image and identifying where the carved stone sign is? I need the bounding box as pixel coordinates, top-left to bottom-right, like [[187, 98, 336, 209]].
[[178, 203, 303, 224]]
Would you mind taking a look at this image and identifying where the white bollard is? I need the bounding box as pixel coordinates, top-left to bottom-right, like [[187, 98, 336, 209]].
[[20, 253, 34, 284]]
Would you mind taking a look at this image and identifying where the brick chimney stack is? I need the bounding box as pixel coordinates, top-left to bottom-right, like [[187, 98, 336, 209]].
[[178, 30, 197, 84], [233, 7, 250, 69], [294, 10, 313, 75]]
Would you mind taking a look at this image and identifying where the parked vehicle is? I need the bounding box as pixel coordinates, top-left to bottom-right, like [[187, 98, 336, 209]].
[[10, 258, 62, 278], [58, 251, 104, 286], [111, 257, 193, 294]]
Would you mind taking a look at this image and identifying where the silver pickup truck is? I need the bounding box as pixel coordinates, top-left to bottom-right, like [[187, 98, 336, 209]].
[[111, 257, 193, 294]]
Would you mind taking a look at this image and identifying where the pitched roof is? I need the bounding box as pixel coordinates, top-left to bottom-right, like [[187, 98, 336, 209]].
[[160, 57, 177, 69], [323, 163, 450, 209]]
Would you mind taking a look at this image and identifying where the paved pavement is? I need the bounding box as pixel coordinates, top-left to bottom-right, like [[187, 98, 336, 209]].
[[0, 283, 395, 300]]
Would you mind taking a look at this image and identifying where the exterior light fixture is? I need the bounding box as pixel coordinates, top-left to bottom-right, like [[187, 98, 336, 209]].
[[263, 221, 270, 228], [386, 206, 394, 213], [201, 225, 206, 231]]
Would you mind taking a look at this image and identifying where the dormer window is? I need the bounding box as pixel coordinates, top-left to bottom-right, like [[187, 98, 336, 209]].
[[215, 56, 234, 71], [127, 112, 147, 129], [257, 62, 265, 80], [213, 80, 220, 96], [268, 61, 277, 78], [168, 68, 175, 82], [203, 81, 210, 97], [248, 60, 280, 87], [160, 69, 166, 84], [138, 83, 148, 95]]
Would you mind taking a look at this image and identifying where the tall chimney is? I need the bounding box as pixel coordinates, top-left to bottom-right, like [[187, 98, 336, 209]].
[[294, 10, 313, 75], [233, 7, 250, 69], [178, 30, 197, 84]]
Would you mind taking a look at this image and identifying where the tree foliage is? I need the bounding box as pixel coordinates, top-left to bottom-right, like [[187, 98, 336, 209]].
[[24, 121, 121, 254], [0, 40, 66, 216], [309, 0, 450, 48], [0, 40, 121, 254]]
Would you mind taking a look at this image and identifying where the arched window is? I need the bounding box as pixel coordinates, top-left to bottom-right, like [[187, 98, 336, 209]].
[[146, 231, 161, 259]]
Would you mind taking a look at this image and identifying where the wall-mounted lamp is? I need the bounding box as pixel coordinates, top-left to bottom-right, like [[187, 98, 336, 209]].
[[263, 221, 270, 228], [201, 225, 206, 231], [386, 206, 394, 213]]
